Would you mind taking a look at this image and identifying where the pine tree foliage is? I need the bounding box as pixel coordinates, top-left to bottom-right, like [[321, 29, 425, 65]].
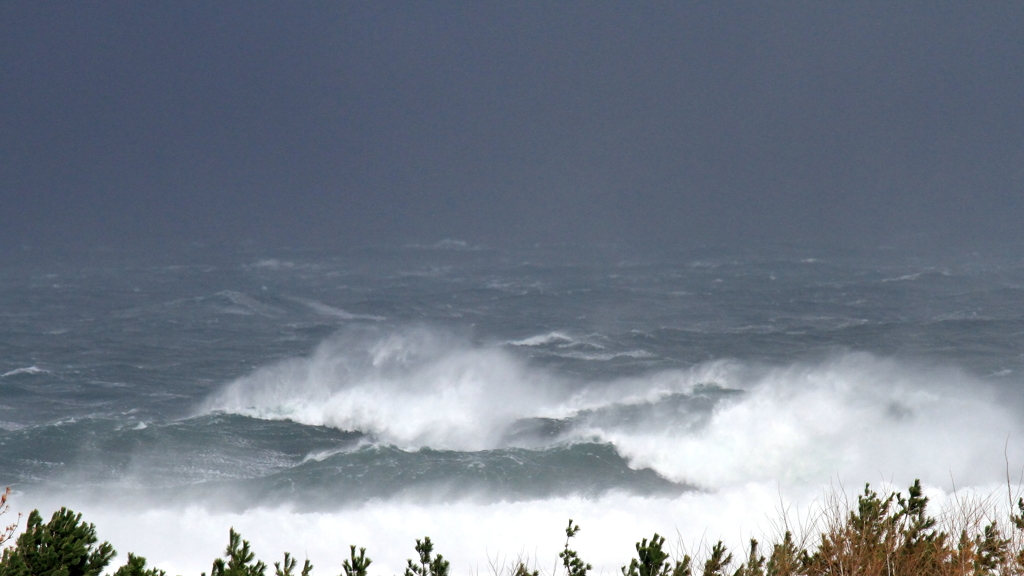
[[0, 507, 115, 576], [701, 542, 732, 576], [7, 479, 1024, 576], [733, 540, 765, 576], [622, 534, 670, 576], [764, 532, 807, 576], [113, 553, 167, 576], [341, 545, 371, 576], [403, 537, 449, 576], [559, 520, 591, 576], [203, 528, 267, 576], [274, 552, 312, 576], [512, 562, 540, 576], [622, 533, 695, 576], [670, 556, 693, 576]]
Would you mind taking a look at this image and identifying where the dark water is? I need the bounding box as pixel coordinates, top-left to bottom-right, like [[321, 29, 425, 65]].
[[2, 243, 1024, 508]]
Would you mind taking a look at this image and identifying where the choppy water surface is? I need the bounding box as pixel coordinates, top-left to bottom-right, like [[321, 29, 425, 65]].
[[2, 244, 1024, 573]]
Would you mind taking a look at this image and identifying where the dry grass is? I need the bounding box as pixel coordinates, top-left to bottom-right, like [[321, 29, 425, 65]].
[[0, 487, 19, 548], [659, 480, 1024, 576]]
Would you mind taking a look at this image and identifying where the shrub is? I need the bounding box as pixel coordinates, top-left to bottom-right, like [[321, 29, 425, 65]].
[[342, 545, 371, 576], [0, 507, 115, 576], [203, 528, 267, 576], [6, 478, 1024, 576], [559, 520, 591, 576], [404, 537, 449, 576], [113, 553, 167, 576], [273, 552, 312, 576]]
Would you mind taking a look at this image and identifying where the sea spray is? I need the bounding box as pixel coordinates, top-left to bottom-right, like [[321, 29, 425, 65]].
[[5, 246, 1024, 573], [202, 328, 1023, 491], [201, 327, 567, 450]]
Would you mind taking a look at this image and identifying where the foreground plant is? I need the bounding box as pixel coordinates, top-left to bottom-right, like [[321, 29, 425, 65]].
[[3, 478, 1024, 576], [622, 533, 692, 576], [0, 488, 20, 548], [204, 528, 267, 576], [559, 520, 591, 576], [0, 507, 115, 576], [342, 545, 371, 576], [404, 536, 449, 576], [114, 553, 168, 576], [274, 552, 312, 576]]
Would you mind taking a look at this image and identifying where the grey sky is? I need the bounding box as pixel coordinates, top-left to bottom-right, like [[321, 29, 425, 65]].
[[2, 2, 1022, 251]]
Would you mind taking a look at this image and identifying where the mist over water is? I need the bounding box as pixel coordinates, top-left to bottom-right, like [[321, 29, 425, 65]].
[[3, 245, 1024, 574]]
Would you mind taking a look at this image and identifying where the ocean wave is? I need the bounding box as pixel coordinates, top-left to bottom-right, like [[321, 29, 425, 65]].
[[201, 327, 1024, 493], [1, 365, 49, 377], [284, 296, 386, 321], [506, 331, 611, 352], [601, 354, 1023, 489], [251, 258, 296, 270], [404, 239, 485, 251], [506, 332, 577, 347], [553, 350, 656, 361], [201, 327, 567, 451], [217, 291, 286, 318]]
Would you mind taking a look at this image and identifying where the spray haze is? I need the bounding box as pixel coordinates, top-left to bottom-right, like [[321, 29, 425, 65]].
[[204, 327, 1023, 491], [203, 327, 564, 451], [1, 0, 1023, 571], [4, 245, 1024, 572]]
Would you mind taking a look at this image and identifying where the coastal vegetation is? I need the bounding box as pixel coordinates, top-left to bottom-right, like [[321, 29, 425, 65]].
[[2, 481, 1024, 576]]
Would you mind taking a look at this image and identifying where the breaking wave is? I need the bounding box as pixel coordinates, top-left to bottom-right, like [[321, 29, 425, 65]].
[[202, 327, 1024, 491]]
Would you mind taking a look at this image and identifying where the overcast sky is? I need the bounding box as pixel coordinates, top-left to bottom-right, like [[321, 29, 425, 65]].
[[2, 2, 1022, 252]]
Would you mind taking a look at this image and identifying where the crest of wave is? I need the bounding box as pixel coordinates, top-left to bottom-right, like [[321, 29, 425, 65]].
[[600, 352, 1024, 490], [201, 326, 568, 450], [203, 326, 1024, 492]]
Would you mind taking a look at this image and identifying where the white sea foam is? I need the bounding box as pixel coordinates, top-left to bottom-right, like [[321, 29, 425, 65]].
[[285, 296, 386, 321], [507, 332, 577, 347], [13, 488, 798, 576], [201, 328, 568, 450], [17, 328, 1024, 575], [598, 354, 1024, 489], [203, 328, 1024, 490], [252, 258, 296, 270], [217, 291, 286, 318], [405, 239, 484, 251], [1, 365, 48, 377], [882, 272, 923, 282], [554, 350, 655, 361]]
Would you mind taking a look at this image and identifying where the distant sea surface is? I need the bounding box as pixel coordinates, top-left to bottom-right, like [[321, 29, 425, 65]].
[[2, 243, 1023, 573]]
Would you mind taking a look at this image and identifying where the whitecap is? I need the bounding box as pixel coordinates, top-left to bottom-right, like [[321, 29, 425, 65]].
[[217, 291, 286, 318], [507, 332, 576, 347], [1, 366, 48, 377], [285, 296, 385, 321]]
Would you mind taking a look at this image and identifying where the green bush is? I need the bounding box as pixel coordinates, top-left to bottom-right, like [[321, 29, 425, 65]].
[[113, 553, 167, 576], [403, 537, 448, 576], [4, 479, 1024, 576], [559, 520, 591, 576], [342, 546, 370, 576], [203, 528, 267, 576], [273, 552, 312, 576], [0, 507, 115, 576]]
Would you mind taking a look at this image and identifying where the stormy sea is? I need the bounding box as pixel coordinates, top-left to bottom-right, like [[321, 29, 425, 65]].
[[2, 243, 1023, 574]]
